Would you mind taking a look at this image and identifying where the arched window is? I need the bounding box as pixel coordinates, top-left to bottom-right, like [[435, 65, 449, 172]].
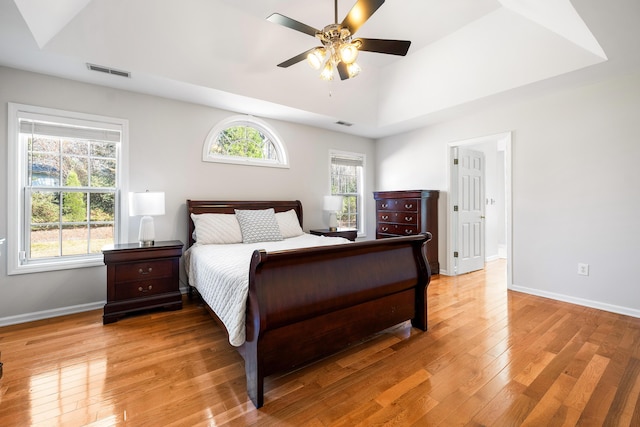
[[202, 115, 288, 168]]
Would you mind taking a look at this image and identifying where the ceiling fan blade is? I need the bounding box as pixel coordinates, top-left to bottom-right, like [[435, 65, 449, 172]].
[[341, 0, 385, 35], [267, 13, 319, 38], [336, 62, 350, 80], [277, 47, 318, 68], [358, 38, 411, 56]]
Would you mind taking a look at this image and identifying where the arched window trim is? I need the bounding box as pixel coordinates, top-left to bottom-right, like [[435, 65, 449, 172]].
[[202, 115, 289, 168]]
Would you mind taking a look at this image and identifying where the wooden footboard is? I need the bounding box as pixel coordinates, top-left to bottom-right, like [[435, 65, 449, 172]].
[[241, 233, 431, 408]]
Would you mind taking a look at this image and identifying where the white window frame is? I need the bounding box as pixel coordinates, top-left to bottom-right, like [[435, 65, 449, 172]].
[[7, 103, 129, 275], [329, 150, 366, 236], [202, 115, 289, 168]]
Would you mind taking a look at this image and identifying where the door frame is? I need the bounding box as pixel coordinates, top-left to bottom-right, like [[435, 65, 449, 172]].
[[447, 131, 513, 287]]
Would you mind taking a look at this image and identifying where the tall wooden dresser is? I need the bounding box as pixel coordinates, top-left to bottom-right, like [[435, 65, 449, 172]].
[[373, 190, 439, 274]]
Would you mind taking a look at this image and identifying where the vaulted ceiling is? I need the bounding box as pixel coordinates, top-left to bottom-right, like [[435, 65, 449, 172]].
[[1, 0, 638, 138]]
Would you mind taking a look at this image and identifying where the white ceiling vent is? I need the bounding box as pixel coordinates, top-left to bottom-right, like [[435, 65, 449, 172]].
[[335, 120, 353, 127], [86, 63, 131, 78]]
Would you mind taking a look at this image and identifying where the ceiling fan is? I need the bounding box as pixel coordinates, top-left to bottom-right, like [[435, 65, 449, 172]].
[[267, 0, 411, 81]]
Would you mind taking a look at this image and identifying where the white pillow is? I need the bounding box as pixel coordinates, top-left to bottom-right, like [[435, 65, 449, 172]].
[[234, 208, 284, 243], [276, 209, 304, 238], [191, 213, 242, 244]]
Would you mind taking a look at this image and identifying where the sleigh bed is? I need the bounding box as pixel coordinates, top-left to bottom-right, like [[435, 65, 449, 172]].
[[185, 199, 432, 408]]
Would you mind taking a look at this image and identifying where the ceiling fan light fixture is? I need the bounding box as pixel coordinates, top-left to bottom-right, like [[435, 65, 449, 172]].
[[320, 61, 334, 81], [347, 62, 361, 78], [339, 42, 359, 64], [307, 48, 326, 70], [268, 0, 411, 81]]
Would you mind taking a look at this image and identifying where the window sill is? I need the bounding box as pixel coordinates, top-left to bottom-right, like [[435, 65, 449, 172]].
[[8, 256, 104, 275]]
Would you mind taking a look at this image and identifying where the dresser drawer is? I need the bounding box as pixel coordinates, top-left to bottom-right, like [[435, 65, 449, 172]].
[[377, 223, 420, 236], [115, 260, 172, 282], [376, 199, 419, 212], [114, 277, 174, 300], [377, 212, 418, 225]]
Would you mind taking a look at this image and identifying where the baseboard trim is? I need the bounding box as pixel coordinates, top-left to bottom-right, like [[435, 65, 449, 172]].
[[510, 285, 640, 319], [1, 286, 193, 327], [0, 301, 106, 327]]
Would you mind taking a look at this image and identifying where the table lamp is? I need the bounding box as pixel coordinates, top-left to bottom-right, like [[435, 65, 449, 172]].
[[323, 195, 343, 232], [129, 191, 165, 246]]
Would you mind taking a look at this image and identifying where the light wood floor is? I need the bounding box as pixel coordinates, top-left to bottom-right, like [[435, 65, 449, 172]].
[[1, 260, 639, 426]]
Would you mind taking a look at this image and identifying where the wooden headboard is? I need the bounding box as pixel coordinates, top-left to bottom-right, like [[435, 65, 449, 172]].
[[186, 200, 303, 247]]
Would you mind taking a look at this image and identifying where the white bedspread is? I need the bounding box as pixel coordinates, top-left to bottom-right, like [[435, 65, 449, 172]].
[[185, 233, 350, 346]]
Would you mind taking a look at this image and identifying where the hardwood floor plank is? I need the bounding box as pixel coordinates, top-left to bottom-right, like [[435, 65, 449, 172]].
[[603, 357, 640, 426], [563, 353, 610, 411], [374, 368, 431, 407], [520, 373, 576, 426], [467, 380, 528, 425], [2, 260, 640, 426]]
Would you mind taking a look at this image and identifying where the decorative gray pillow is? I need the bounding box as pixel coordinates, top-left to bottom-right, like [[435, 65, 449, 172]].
[[234, 208, 284, 243]]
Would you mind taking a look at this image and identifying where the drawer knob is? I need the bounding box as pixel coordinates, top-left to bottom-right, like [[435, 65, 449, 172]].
[[382, 215, 389, 220], [404, 204, 413, 209], [405, 229, 414, 234], [405, 216, 413, 221], [138, 267, 153, 275], [381, 226, 389, 232], [138, 285, 153, 292], [381, 203, 388, 208]]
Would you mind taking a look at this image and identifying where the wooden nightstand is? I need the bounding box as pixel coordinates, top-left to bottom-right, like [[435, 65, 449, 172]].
[[310, 228, 358, 241], [102, 240, 183, 324]]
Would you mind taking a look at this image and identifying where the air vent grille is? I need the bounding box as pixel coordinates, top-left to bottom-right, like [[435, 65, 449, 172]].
[[87, 63, 131, 78], [335, 120, 353, 127]]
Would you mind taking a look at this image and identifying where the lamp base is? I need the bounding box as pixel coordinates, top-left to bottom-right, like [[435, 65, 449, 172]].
[[138, 216, 156, 246], [328, 212, 338, 232]]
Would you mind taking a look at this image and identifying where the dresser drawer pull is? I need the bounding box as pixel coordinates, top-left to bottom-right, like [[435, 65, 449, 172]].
[[404, 203, 413, 209], [381, 226, 389, 232], [138, 267, 153, 275], [381, 203, 389, 209], [381, 215, 389, 220], [405, 229, 414, 234], [405, 216, 413, 222], [138, 285, 153, 292]]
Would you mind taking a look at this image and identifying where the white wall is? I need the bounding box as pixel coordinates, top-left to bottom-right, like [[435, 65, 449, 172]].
[[376, 70, 640, 317], [0, 66, 377, 324]]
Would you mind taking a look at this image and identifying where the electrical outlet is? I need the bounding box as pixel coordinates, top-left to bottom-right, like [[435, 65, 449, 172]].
[[578, 263, 589, 276]]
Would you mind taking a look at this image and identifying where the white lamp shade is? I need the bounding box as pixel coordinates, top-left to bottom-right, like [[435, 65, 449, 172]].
[[323, 195, 343, 212], [129, 191, 165, 216]]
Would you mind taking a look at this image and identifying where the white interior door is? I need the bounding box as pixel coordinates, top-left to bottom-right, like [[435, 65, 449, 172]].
[[457, 148, 485, 274]]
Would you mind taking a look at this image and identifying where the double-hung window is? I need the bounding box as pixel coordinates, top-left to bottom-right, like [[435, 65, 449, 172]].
[[330, 150, 365, 235], [7, 103, 128, 274]]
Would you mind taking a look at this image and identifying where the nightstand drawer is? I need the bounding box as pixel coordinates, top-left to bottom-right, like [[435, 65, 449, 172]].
[[114, 277, 174, 300], [115, 260, 172, 282]]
